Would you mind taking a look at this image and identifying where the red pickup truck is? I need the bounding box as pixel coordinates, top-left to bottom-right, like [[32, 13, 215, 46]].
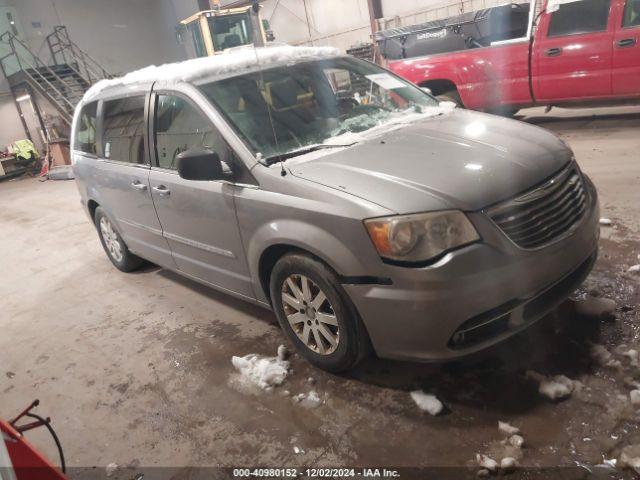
[[385, 0, 640, 115]]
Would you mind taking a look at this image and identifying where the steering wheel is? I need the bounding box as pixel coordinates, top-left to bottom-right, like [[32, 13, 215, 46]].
[[339, 97, 360, 109]]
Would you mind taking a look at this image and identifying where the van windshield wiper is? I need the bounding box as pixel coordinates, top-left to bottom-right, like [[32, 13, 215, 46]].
[[266, 143, 355, 165]]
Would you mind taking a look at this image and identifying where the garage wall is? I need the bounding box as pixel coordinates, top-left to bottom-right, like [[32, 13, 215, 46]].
[[2, 0, 187, 74], [0, 79, 25, 147], [0, 0, 201, 149], [254, 0, 518, 51]]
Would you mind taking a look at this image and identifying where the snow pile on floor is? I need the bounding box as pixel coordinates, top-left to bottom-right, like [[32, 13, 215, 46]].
[[618, 445, 640, 474], [474, 421, 525, 476], [476, 454, 498, 472], [500, 457, 517, 472], [599, 218, 613, 226], [507, 435, 524, 448], [293, 390, 323, 409], [600, 457, 617, 469], [83, 45, 340, 101], [628, 265, 640, 274], [498, 421, 525, 449], [498, 421, 520, 436], [575, 296, 616, 317], [526, 371, 577, 400], [591, 344, 622, 368], [105, 463, 118, 477], [231, 352, 290, 390], [622, 349, 639, 367], [410, 390, 443, 416]]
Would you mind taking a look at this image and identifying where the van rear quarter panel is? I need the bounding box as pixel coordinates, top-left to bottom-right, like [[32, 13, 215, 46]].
[[73, 153, 107, 219]]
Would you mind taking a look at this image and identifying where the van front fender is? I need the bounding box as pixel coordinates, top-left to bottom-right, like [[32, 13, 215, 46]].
[[246, 219, 379, 304]]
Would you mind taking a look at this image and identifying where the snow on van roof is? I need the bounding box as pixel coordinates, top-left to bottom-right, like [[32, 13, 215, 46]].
[[82, 45, 340, 102]]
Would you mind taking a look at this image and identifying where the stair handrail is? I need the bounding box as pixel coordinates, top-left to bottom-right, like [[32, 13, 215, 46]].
[[0, 31, 75, 115], [47, 26, 111, 84], [42, 32, 99, 93]]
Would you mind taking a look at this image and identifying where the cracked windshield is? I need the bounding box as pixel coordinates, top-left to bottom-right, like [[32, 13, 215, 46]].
[[200, 57, 440, 161]]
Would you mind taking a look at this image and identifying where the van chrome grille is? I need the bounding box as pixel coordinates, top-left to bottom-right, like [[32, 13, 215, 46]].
[[487, 164, 587, 249]]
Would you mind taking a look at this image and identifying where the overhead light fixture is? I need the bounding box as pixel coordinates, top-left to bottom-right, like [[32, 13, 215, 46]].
[[15, 94, 31, 102]]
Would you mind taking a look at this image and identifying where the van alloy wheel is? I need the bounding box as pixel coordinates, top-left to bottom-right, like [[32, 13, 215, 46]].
[[281, 274, 339, 355], [99, 216, 123, 262]]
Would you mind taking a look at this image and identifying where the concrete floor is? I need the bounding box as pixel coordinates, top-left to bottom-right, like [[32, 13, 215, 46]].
[[1, 106, 639, 479]]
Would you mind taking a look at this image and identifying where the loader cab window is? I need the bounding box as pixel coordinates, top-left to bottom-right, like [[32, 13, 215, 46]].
[[547, 0, 611, 37], [74, 101, 97, 154], [208, 13, 253, 51], [102, 96, 148, 165]]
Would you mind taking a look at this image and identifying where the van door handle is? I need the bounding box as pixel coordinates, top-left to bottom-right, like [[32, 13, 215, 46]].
[[131, 180, 147, 192], [617, 38, 636, 48], [545, 47, 562, 57], [152, 185, 171, 196]]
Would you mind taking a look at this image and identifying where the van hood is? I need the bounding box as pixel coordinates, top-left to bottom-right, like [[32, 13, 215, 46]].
[[288, 110, 573, 213]]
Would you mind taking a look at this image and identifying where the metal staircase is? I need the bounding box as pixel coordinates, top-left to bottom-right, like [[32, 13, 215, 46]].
[[0, 26, 111, 126], [46, 26, 111, 87]]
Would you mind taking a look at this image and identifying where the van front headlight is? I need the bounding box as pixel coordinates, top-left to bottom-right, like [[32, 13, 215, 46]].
[[364, 210, 479, 264]]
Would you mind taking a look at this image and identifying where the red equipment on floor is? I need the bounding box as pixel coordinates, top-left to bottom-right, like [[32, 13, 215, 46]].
[[1, 401, 67, 480]]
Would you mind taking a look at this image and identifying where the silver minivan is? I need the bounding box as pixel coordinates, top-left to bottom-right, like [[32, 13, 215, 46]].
[[72, 46, 599, 372]]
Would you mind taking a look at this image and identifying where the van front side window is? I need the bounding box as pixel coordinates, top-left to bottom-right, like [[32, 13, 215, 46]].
[[154, 94, 226, 170]]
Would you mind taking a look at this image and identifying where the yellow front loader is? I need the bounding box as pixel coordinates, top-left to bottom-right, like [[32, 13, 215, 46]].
[[180, 1, 275, 58]]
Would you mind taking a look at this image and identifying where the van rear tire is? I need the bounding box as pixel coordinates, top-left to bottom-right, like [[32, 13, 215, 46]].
[[94, 207, 144, 272]]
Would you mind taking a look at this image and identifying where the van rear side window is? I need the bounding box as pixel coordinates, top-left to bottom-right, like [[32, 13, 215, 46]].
[[74, 102, 97, 154], [102, 96, 148, 165]]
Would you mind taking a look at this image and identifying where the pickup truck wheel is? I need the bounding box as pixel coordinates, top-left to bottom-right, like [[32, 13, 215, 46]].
[[94, 207, 144, 272], [489, 107, 520, 118], [437, 89, 463, 107], [270, 253, 370, 372]]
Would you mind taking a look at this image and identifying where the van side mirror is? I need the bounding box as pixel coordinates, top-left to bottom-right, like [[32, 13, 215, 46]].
[[176, 148, 233, 181]]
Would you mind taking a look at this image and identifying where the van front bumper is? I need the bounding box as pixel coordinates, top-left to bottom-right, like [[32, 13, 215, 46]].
[[344, 177, 600, 362]]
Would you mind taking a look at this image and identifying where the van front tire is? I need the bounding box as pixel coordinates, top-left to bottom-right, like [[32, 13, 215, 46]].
[[270, 253, 369, 373], [94, 207, 144, 272]]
